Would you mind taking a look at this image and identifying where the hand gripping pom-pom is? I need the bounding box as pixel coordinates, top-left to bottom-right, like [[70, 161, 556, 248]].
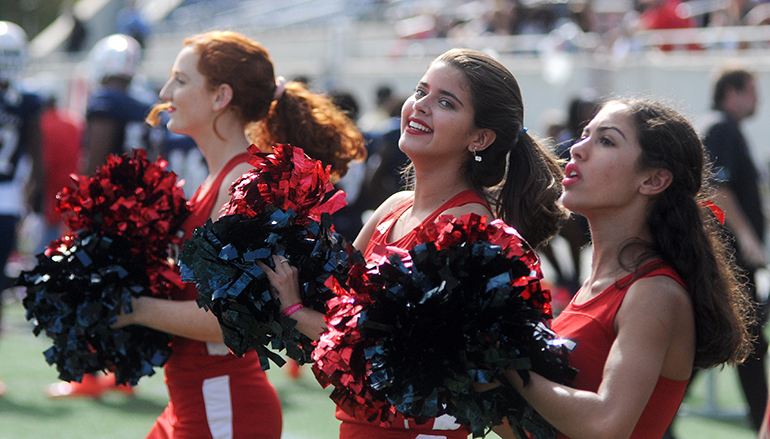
[[311, 214, 577, 438], [17, 149, 190, 386], [179, 143, 357, 369]]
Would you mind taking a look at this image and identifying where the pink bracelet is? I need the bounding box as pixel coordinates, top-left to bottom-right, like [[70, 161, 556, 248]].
[[282, 303, 304, 317]]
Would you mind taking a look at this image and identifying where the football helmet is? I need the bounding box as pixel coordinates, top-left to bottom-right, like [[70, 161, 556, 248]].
[[88, 34, 141, 84], [0, 21, 28, 81]]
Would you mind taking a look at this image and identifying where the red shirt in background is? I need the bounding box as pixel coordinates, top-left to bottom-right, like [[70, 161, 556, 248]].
[[40, 106, 83, 226]]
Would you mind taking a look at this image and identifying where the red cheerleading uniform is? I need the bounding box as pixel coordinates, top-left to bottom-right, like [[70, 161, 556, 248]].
[[147, 152, 282, 439], [337, 189, 488, 439], [551, 261, 690, 439]]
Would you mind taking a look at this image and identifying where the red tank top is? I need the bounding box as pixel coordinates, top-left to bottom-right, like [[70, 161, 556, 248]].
[[337, 189, 489, 438], [171, 152, 250, 355], [552, 261, 690, 439], [363, 189, 489, 264]]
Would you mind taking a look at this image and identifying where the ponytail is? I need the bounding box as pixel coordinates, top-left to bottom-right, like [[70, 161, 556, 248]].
[[146, 102, 170, 127], [247, 82, 366, 181], [488, 132, 566, 249], [435, 49, 567, 248]]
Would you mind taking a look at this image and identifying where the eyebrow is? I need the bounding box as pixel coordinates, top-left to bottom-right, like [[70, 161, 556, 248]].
[[596, 125, 626, 140], [418, 81, 465, 107]]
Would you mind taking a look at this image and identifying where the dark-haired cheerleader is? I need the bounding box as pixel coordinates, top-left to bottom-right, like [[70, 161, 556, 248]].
[[502, 99, 753, 439], [261, 48, 568, 438]]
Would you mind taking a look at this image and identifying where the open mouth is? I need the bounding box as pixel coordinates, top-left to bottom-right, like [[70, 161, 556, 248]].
[[408, 120, 432, 133]]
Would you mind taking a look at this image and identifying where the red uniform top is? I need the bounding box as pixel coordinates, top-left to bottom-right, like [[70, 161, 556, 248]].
[[363, 190, 488, 263], [147, 151, 282, 439], [40, 106, 83, 225], [337, 189, 488, 439], [552, 261, 690, 439]]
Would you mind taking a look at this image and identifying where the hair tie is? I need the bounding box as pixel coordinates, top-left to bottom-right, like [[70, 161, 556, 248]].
[[700, 200, 725, 225], [520, 127, 528, 135], [273, 76, 286, 101]]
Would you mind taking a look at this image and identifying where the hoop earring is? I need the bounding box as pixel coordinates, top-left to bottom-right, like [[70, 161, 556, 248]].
[[473, 146, 482, 162]]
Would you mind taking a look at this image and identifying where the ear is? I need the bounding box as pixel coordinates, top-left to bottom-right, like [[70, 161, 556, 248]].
[[639, 168, 673, 196], [212, 83, 234, 112], [467, 128, 496, 154]]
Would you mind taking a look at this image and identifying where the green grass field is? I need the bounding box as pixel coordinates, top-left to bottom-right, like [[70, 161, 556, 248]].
[[0, 297, 759, 439]]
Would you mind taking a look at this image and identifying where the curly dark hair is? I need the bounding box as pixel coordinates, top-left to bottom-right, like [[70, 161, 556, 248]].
[[617, 99, 753, 368]]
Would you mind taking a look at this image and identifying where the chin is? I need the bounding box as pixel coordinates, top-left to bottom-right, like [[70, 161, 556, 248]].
[[560, 196, 582, 215], [167, 121, 187, 136]]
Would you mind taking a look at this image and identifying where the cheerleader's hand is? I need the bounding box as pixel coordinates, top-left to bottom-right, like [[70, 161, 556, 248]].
[[111, 296, 147, 329], [256, 254, 302, 312]]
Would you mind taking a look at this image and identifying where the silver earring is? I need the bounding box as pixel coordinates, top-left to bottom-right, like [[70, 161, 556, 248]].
[[474, 146, 482, 162]]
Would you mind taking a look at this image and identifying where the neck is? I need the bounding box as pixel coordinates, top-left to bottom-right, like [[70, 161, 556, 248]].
[[581, 203, 654, 292], [192, 117, 251, 179], [195, 129, 251, 178], [410, 161, 473, 215], [203, 137, 251, 179]]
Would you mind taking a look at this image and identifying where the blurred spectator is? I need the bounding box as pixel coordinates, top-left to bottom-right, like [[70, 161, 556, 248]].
[[358, 84, 395, 133], [518, 2, 562, 34], [571, 0, 599, 33], [327, 89, 411, 242], [639, 0, 698, 29], [38, 88, 83, 248], [700, 65, 768, 431], [0, 21, 44, 397], [638, 0, 699, 50], [328, 89, 368, 242], [355, 99, 410, 228]]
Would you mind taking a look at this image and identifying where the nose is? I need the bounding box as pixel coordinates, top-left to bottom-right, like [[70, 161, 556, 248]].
[[569, 137, 587, 160], [412, 94, 429, 115], [159, 79, 172, 101]]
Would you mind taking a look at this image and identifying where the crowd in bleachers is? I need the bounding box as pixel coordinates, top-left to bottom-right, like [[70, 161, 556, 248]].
[[387, 0, 770, 37], [382, 0, 770, 53]]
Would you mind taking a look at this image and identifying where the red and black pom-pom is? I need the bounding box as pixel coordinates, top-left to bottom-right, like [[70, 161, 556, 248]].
[[220, 143, 346, 224], [312, 214, 576, 438], [17, 149, 189, 386], [180, 144, 357, 368]]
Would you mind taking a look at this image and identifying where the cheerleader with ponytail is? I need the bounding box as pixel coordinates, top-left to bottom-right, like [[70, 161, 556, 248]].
[[261, 49, 569, 437], [115, 31, 365, 439]]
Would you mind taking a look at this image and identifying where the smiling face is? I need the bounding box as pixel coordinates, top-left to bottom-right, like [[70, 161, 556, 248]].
[[158, 46, 218, 138], [398, 61, 481, 166], [562, 102, 653, 216]]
